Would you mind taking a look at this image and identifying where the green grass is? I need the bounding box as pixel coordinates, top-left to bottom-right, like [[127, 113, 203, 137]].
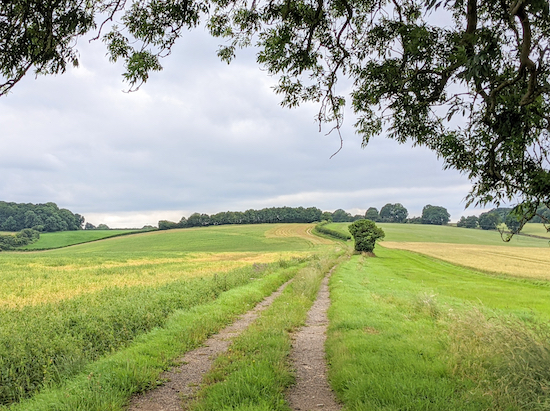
[[4, 260, 307, 411], [326, 222, 550, 247], [519, 223, 550, 239], [20, 230, 142, 250], [326, 248, 550, 410], [33, 224, 321, 255], [190, 253, 342, 411]]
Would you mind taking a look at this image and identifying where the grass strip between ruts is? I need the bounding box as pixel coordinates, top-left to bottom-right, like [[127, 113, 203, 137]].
[[189, 252, 343, 411], [3, 261, 306, 411]]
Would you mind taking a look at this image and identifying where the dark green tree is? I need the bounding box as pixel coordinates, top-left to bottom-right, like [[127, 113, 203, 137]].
[[457, 215, 479, 229], [505, 212, 522, 234], [421, 205, 450, 225], [332, 209, 353, 222], [379, 203, 408, 223], [1, 216, 18, 231], [479, 212, 500, 230], [349, 219, 385, 253], [365, 207, 380, 222]]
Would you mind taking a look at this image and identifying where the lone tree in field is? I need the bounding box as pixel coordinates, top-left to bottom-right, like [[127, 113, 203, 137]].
[[349, 219, 385, 253], [1, 0, 550, 232]]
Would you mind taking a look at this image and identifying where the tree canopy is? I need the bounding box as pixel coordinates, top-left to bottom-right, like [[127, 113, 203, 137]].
[[421, 204, 450, 225], [0, 201, 84, 232], [349, 219, 385, 253], [2, 0, 550, 231]]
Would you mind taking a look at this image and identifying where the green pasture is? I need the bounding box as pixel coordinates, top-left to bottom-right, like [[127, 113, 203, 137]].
[[326, 222, 550, 247], [520, 223, 550, 239], [20, 229, 142, 250], [327, 248, 550, 410], [35, 224, 321, 256]]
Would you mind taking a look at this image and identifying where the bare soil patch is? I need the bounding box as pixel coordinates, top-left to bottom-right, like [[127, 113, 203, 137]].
[[287, 271, 341, 411], [127, 279, 293, 411]]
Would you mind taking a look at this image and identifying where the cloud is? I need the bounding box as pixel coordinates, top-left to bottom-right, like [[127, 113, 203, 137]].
[[0, 25, 480, 227]]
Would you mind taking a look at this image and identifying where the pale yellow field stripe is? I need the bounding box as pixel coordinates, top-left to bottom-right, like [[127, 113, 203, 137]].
[[382, 241, 550, 280], [265, 223, 333, 245]]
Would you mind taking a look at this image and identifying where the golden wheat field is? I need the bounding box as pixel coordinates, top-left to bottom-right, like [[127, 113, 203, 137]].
[[382, 241, 550, 279]]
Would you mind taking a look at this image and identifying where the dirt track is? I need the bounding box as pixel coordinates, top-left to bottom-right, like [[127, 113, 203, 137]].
[[287, 271, 341, 411], [127, 279, 293, 411]]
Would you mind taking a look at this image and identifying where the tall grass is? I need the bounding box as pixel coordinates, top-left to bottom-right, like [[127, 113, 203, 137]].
[[449, 309, 550, 410], [326, 252, 550, 410], [0, 259, 305, 407]]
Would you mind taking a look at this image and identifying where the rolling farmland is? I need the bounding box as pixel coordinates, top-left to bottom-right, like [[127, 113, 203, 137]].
[[2, 222, 550, 410]]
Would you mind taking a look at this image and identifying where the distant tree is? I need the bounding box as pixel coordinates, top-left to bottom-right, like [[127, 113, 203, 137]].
[[478, 212, 500, 230], [457, 216, 479, 229], [529, 206, 550, 223], [158, 220, 178, 230], [1, 216, 18, 231], [349, 220, 385, 253], [505, 212, 522, 234], [365, 207, 379, 222], [320, 211, 333, 222], [406, 217, 422, 224], [24, 210, 42, 229], [85, 222, 96, 230], [379, 203, 408, 223], [421, 205, 450, 225], [96, 223, 110, 230], [332, 209, 353, 223]]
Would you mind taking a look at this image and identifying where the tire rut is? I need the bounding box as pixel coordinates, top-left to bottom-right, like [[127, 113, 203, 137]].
[[127, 278, 293, 411], [287, 270, 341, 411]]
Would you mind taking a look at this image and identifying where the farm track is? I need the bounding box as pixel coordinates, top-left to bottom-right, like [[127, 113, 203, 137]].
[[287, 268, 341, 411], [127, 277, 294, 411]]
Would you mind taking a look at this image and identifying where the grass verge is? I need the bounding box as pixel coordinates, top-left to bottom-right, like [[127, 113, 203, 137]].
[[189, 252, 343, 411], [1, 259, 304, 409], [326, 252, 550, 410]]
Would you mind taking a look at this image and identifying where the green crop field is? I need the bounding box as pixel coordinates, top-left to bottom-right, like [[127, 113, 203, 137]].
[[520, 223, 550, 239], [20, 229, 143, 250], [327, 221, 550, 247], [0, 223, 338, 409]]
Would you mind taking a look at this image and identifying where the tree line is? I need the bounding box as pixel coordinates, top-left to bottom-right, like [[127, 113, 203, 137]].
[[457, 206, 550, 233], [0, 201, 84, 232], [158, 204, 453, 230]]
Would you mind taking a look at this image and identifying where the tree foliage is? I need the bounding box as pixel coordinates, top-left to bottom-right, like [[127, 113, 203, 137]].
[[457, 215, 479, 228], [349, 219, 385, 253], [379, 203, 408, 223], [421, 204, 450, 225], [478, 211, 501, 230], [2, 0, 550, 229], [0, 229, 40, 251], [158, 206, 367, 229], [0, 201, 84, 232], [365, 207, 380, 222]]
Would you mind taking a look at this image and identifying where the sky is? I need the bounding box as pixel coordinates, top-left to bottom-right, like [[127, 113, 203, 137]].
[[0, 25, 483, 228]]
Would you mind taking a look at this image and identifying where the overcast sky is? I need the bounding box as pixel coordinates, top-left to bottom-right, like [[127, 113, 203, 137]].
[[0, 25, 483, 228]]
